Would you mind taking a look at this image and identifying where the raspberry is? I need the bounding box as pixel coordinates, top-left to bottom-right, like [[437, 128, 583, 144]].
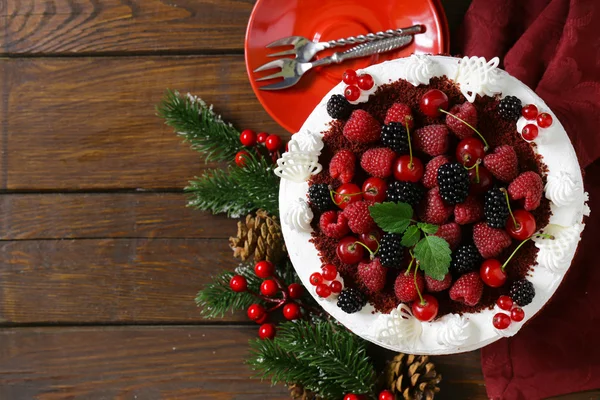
[[337, 288, 367, 313], [357, 258, 386, 293], [483, 145, 518, 182], [384, 103, 415, 129], [425, 272, 452, 292], [449, 272, 484, 306], [343, 201, 375, 234], [387, 181, 424, 206], [308, 184, 334, 212], [484, 187, 510, 228], [320, 211, 350, 239], [437, 162, 470, 205], [497, 96, 522, 121], [343, 109, 381, 143], [419, 187, 453, 225], [509, 279, 535, 306], [473, 222, 512, 258], [455, 195, 484, 225], [378, 233, 404, 268], [422, 155, 449, 189], [327, 94, 353, 120], [446, 102, 478, 139], [414, 125, 449, 156], [450, 244, 482, 275], [381, 122, 409, 154], [329, 149, 356, 184], [434, 222, 461, 250], [508, 171, 544, 211], [360, 147, 396, 178], [394, 269, 425, 302]]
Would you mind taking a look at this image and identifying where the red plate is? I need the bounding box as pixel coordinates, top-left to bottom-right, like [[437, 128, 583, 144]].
[[245, 0, 449, 133]]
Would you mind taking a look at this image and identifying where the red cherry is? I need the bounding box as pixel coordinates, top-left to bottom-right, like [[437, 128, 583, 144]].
[[330, 280, 343, 294], [257, 132, 269, 143], [344, 395, 360, 400], [240, 129, 257, 147], [344, 85, 361, 101], [522, 124, 539, 141], [254, 260, 275, 278], [342, 69, 358, 85], [309, 272, 323, 286], [336, 236, 365, 264], [235, 150, 250, 167], [379, 390, 395, 400], [258, 323, 276, 340], [229, 275, 248, 292], [357, 74, 374, 90], [283, 303, 301, 320], [265, 135, 282, 152], [288, 283, 304, 299], [493, 313, 511, 330], [334, 183, 363, 210], [321, 264, 338, 281], [521, 104, 538, 120], [362, 177, 387, 202], [469, 165, 494, 194], [411, 294, 439, 322], [506, 209, 536, 240], [359, 229, 382, 252], [316, 283, 332, 298], [480, 259, 507, 288], [511, 307, 525, 322], [496, 295, 514, 311], [260, 280, 279, 296], [419, 89, 449, 118], [247, 303, 266, 321], [537, 112, 553, 128], [393, 155, 424, 182], [456, 137, 486, 167]]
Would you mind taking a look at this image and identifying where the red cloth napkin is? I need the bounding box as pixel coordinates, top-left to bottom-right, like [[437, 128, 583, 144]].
[[457, 0, 600, 398]]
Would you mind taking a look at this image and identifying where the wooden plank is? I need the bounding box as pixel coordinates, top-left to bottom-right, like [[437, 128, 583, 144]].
[[2, 56, 286, 190], [0, 0, 253, 55], [0, 193, 237, 239]]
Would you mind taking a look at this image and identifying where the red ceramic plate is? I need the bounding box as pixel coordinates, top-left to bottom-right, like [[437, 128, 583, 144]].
[[245, 0, 449, 133]]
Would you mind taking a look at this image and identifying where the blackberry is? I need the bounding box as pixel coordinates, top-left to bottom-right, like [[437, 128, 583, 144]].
[[485, 187, 510, 228], [327, 94, 353, 120], [381, 122, 409, 154], [387, 181, 424, 206], [337, 287, 367, 313], [498, 95, 522, 121], [437, 162, 469, 205], [378, 233, 404, 268], [308, 184, 334, 212], [510, 279, 535, 306], [451, 244, 482, 275]]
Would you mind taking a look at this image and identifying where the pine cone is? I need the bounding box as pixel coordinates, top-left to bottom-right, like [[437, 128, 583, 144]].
[[288, 383, 319, 400], [229, 210, 286, 263], [384, 353, 442, 400]]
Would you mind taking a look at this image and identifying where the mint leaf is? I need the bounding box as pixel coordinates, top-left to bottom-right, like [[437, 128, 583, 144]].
[[414, 236, 451, 280], [417, 222, 439, 234], [401, 225, 421, 247], [369, 202, 413, 234]]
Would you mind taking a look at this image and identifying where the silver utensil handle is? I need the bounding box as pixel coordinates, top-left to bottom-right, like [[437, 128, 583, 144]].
[[325, 25, 423, 48], [332, 35, 413, 64]]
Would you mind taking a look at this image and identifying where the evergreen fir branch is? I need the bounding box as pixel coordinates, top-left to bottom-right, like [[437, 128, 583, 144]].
[[157, 90, 242, 162]]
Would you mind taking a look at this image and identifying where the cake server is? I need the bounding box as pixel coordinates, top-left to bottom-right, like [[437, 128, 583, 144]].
[[254, 34, 414, 91]]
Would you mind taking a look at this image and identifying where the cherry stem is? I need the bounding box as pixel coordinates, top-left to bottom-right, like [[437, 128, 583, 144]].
[[329, 189, 362, 206], [414, 261, 425, 305], [370, 235, 381, 255], [406, 120, 414, 169], [405, 255, 415, 276], [354, 240, 375, 260], [439, 108, 489, 151], [500, 187, 519, 229], [501, 233, 555, 271]]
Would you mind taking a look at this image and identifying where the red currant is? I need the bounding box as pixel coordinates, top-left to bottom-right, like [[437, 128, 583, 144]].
[[480, 259, 507, 288], [496, 295, 514, 311], [255, 313, 268, 324], [334, 183, 363, 210], [359, 229, 382, 252], [283, 302, 301, 320], [254, 260, 275, 278], [240, 129, 257, 146], [265, 135, 282, 152], [393, 155, 424, 182], [456, 137, 486, 167], [469, 165, 494, 195], [258, 323, 276, 340], [321, 264, 338, 281], [411, 294, 439, 322], [235, 150, 250, 167], [537, 112, 553, 128], [330, 280, 343, 294], [229, 275, 248, 292], [362, 177, 387, 202], [521, 104, 538, 120], [344, 85, 361, 102], [247, 303, 266, 321], [344, 395, 360, 400], [260, 280, 279, 296], [506, 209, 536, 240], [316, 283, 332, 298], [419, 89, 449, 118], [257, 132, 269, 143], [511, 307, 525, 322], [379, 390, 395, 400], [336, 236, 365, 264], [493, 313, 511, 330], [309, 272, 323, 286], [522, 124, 539, 141], [342, 69, 358, 85], [288, 283, 304, 299], [357, 74, 374, 90]]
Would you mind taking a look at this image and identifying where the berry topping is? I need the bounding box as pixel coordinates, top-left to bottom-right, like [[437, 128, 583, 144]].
[[357, 258, 386, 293], [425, 272, 452, 292], [260, 280, 278, 296], [484, 187, 510, 228], [359, 229, 382, 252], [362, 177, 387, 203], [309, 272, 323, 286], [327, 94, 353, 120], [412, 294, 439, 322], [337, 287, 367, 313], [446, 102, 478, 139], [537, 112, 553, 128], [454, 195, 484, 225], [506, 209, 536, 240], [497, 95, 522, 121], [449, 271, 484, 306], [493, 313, 511, 330], [344, 85, 361, 101], [343, 201, 376, 235], [456, 137, 485, 167], [329, 149, 356, 183], [473, 222, 512, 258], [384, 103, 415, 129], [422, 155, 450, 189], [496, 295, 514, 311], [508, 171, 544, 211], [521, 124, 539, 141], [258, 323, 276, 340], [483, 145, 519, 182], [330, 280, 343, 294], [254, 260, 275, 278], [229, 275, 248, 292], [288, 283, 304, 299], [420, 89, 449, 118], [320, 211, 350, 239], [469, 165, 494, 195], [381, 122, 409, 154], [511, 307, 525, 322], [378, 233, 404, 268], [387, 181, 424, 206], [321, 264, 338, 281], [342, 69, 358, 85], [235, 150, 250, 167], [283, 303, 301, 320], [434, 222, 462, 250], [521, 104, 538, 120], [334, 183, 363, 210], [510, 279, 535, 306], [394, 269, 425, 302], [437, 162, 470, 205], [336, 236, 365, 264], [357, 74, 374, 90], [451, 244, 482, 275], [316, 283, 332, 298], [360, 147, 396, 178], [480, 259, 507, 287], [419, 187, 454, 225], [394, 155, 424, 183], [240, 129, 257, 146], [343, 110, 381, 143], [414, 124, 449, 156], [265, 135, 282, 152], [308, 183, 335, 212]]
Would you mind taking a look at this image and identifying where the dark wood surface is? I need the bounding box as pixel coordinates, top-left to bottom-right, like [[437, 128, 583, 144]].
[[0, 1, 597, 399]]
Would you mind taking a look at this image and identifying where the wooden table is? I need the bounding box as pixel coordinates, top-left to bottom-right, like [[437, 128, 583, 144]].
[[0, 1, 597, 399]]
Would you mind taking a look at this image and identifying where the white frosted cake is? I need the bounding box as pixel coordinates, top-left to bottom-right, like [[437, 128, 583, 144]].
[[275, 55, 589, 355]]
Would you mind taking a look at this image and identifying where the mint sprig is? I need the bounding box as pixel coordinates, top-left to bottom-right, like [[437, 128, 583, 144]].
[[414, 235, 451, 280], [369, 202, 412, 234], [401, 225, 421, 247]]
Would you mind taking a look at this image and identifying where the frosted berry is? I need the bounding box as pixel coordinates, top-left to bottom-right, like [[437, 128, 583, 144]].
[[265, 135, 282, 152], [330, 280, 343, 293], [420, 89, 449, 117], [254, 260, 275, 278], [521, 104, 538, 120], [257, 132, 268, 143], [283, 303, 301, 320], [537, 112, 553, 128], [288, 283, 304, 299], [316, 283, 332, 298], [309, 272, 323, 286], [247, 304, 266, 321], [321, 264, 338, 281], [344, 85, 361, 101], [260, 280, 278, 296], [235, 150, 250, 167], [258, 323, 276, 340], [496, 295, 514, 311], [493, 313, 511, 329], [358, 74, 374, 90], [511, 307, 525, 322], [240, 129, 257, 146], [229, 275, 248, 292], [522, 124, 539, 141], [342, 69, 358, 85], [412, 294, 439, 322]]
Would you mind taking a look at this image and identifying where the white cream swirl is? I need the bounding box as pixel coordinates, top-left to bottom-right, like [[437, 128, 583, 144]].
[[533, 223, 584, 274], [274, 141, 322, 183], [290, 130, 324, 153], [285, 198, 314, 232], [455, 56, 502, 102], [436, 314, 473, 347], [376, 304, 422, 348], [545, 171, 582, 207], [404, 54, 437, 86]]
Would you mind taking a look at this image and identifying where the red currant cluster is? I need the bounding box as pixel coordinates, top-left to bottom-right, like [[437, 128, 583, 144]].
[[493, 295, 525, 330], [309, 264, 343, 298], [235, 129, 284, 167], [521, 104, 553, 141], [342, 69, 375, 102], [344, 390, 395, 400]]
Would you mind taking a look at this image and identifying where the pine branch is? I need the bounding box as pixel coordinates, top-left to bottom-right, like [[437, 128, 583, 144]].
[[157, 90, 242, 162]]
